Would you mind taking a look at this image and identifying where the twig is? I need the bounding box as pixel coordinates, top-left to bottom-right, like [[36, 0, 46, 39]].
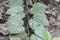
[[25, 0, 30, 37]]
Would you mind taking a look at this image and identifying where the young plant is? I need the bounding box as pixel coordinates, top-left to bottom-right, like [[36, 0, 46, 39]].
[[5, 0, 51, 40]]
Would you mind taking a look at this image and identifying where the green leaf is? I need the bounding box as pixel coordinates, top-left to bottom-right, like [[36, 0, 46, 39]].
[[6, 6, 24, 14], [30, 3, 47, 14], [7, 26, 25, 34], [29, 19, 41, 30], [30, 34, 42, 40], [33, 14, 49, 26], [6, 14, 25, 26], [29, 19, 44, 39], [52, 37, 60, 40], [34, 29, 44, 39], [6, 18, 23, 27], [9, 0, 23, 7], [6, 13, 25, 34], [44, 30, 51, 40], [0, 13, 2, 19], [29, 19, 44, 30]]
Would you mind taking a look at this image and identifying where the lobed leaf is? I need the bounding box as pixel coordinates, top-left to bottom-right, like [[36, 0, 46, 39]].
[[6, 18, 23, 27], [7, 26, 25, 34], [30, 3, 47, 14], [6, 13, 25, 34], [33, 14, 49, 26], [6, 6, 24, 14], [29, 19, 41, 30], [34, 29, 44, 39]]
